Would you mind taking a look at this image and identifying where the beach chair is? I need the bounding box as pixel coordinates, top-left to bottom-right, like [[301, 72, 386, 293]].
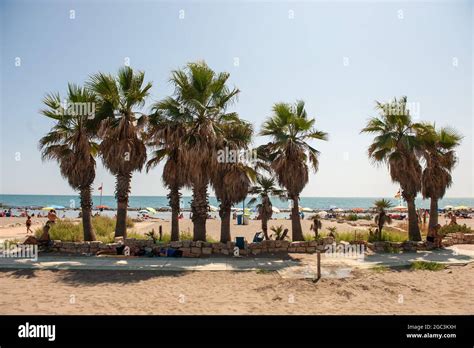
[[252, 231, 264, 243]]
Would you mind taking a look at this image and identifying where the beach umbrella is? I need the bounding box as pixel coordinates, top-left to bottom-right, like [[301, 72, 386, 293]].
[[272, 206, 281, 213], [139, 209, 150, 214], [393, 205, 408, 212], [208, 205, 219, 212], [334, 208, 344, 213], [96, 205, 109, 210], [300, 207, 313, 212], [454, 205, 469, 210], [443, 205, 454, 210], [145, 207, 157, 214], [317, 211, 328, 217], [352, 208, 364, 213], [50, 205, 65, 209], [41, 206, 54, 211]]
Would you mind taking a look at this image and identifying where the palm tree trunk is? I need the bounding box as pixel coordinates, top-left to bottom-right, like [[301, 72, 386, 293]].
[[406, 198, 421, 241], [291, 195, 304, 241], [168, 186, 181, 241], [428, 198, 439, 230], [262, 215, 270, 240], [79, 185, 96, 241], [115, 172, 131, 238], [219, 202, 232, 243], [191, 181, 208, 241]]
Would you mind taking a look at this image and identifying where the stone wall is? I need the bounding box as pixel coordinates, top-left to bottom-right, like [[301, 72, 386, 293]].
[[442, 233, 474, 246], [41, 233, 474, 257], [46, 237, 335, 257]]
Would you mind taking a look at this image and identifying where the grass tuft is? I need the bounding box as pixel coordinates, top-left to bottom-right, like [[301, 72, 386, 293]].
[[410, 261, 445, 271]]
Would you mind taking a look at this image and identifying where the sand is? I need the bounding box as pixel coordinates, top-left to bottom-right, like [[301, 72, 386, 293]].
[[0, 263, 472, 315], [2, 215, 474, 242], [0, 215, 377, 242]]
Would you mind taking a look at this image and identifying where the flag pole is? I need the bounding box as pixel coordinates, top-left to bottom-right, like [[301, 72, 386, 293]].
[[99, 183, 103, 206]]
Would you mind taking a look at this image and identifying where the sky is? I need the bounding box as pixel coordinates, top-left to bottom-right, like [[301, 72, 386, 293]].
[[0, 0, 473, 198]]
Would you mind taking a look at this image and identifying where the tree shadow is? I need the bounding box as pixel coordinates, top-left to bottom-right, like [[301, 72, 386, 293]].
[[52, 269, 189, 286], [0, 268, 37, 279]]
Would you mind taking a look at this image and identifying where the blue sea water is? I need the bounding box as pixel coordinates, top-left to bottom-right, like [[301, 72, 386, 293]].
[[1, 194, 473, 210]]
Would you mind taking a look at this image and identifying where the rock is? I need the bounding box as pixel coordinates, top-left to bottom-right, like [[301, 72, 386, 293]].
[[170, 241, 182, 248], [306, 247, 316, 253], [202, 247, 212, 255], [251, 249, 261, 255], [296, 247, 306, 253], [308, 241, 318, 247], [221, 249, 229, 255], [191, 247, 201, 254], [182, 241, 192, 248], [288, 247, 297, 253]]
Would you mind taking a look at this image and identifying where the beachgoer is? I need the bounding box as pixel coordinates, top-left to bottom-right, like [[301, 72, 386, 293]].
[[449, 214, 457, 225], [47, 209, 57, 224], [26, 215, 33, 234], [427, 224, 443, 248]]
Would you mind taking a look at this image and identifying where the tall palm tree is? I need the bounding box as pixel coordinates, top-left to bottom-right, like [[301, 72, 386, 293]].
[[373, 199, 393, 240], [39, 84, 99, 241], [87, 67, 151, 238], [260, 100, 328, 241], [247, 176, 286, 240], [419, 125, 462, 229], [165, 61, 240, 241], [146, 98, 189, 241], [212, 120, 255, 243], [361, 96, 425, 241]]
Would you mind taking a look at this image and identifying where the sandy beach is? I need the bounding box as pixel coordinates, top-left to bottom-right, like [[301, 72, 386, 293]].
[[0, 262, 472, 315]]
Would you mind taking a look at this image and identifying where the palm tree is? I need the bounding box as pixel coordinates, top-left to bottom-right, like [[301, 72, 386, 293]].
[[361, 96, 426, 241], [212, 120, 255, 243], [147, 98, 189, 241], [260, 100, 328, 241], [165, 61, 240, 241], [310, 214, 323, 240], [247, 176, 286, 240], [419, 125, 462, 229], [87, 67, 151, 238], [373, 199, 393, 240], [39, 83, 99, 241]]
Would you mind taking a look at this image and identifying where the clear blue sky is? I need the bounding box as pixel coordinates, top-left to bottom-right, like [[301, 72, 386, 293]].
[[1, 0, 472, 197]]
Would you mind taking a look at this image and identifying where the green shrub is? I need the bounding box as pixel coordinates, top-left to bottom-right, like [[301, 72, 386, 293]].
[[439, 223, 472, 235], [410, 261, 445, 271], [34, 216, 135, 243], [345, 214, 359, 221]]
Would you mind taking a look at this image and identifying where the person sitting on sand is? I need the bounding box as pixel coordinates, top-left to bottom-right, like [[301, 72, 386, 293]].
[[25, 215, 33, 234]]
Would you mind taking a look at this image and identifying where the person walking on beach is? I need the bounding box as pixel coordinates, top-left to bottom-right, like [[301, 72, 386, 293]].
[[25, 215, 33, 234]]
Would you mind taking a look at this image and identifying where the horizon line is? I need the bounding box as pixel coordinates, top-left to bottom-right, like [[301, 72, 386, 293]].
[[1, 193, 473, 199]]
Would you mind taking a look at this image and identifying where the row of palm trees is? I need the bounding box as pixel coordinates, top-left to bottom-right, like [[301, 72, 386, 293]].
[[39, 63, 461, 244], [39, 61, 327, 242]]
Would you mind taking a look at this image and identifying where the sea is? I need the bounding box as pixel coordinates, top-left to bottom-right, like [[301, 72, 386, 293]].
[[1, 194, 472, 219]]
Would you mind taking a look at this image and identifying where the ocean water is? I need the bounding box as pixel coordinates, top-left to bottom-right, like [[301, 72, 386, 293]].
[[1, 194, 473, 211]]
